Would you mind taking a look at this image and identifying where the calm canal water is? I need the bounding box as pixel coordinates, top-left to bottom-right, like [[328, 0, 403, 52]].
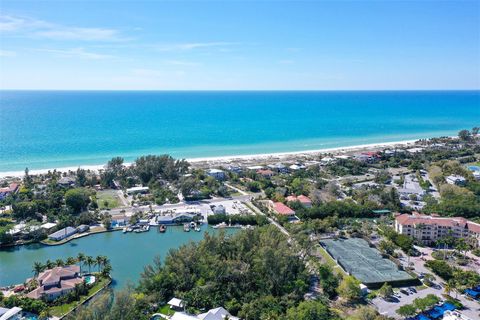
[[0, 226, 233, 288]]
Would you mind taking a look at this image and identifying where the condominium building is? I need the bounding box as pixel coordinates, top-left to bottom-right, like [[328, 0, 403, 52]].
[[395, 212, 480, 246]]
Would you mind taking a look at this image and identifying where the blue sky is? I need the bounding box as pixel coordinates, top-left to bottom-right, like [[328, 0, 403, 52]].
[[0, 1, 479, 90]]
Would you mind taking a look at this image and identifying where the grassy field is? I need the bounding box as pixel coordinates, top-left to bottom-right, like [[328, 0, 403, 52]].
[[96, 190, 121, 209], [157, 304, 175, 316], [49, 276, 110, 317]]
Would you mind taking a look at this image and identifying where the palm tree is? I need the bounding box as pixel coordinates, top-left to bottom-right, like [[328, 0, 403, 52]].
[[77, 253, 86, 274], [66, 257, 76, 265], [447, 279, 457, 297], [101, 263, 112, 277], [96, 255, 104, 273], [32, 262, 44, 278], [85, 256, 95, 274], [55, 259, 64, 267], [45, 259, 55, 269]]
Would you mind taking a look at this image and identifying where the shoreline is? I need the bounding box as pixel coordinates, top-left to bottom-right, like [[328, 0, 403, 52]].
[[0, 138, 421, 178]]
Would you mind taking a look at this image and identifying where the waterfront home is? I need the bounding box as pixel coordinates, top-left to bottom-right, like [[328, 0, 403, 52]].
[[206, 169, 226, 180], [157, 213, 195, 225], [126, 186, 149, 195], [171, 306, 240, 320], [395, 212, 480, 246], [285, 195, 312, 208], [0, 183, 19, 200], [76, 224, 90, 233], [26, 265, 83, 301], [446, 175, 467, 186], [48, 226, 77, 241], [227, 165, 242, 174], [0, 307, 22, 320]]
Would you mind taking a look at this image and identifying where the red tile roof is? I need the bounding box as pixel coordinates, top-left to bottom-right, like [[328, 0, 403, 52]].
[[396, 213, 478, 231], [273, 202, 295, 216], [297, 195, 312, 204]]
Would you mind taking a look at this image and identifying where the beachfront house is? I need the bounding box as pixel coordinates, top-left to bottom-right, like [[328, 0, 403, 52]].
[[0, 307, 22, 320], [446, 175, 467, 186], [157, 213, 196, 225], [206, 169, 226, 180], [48, 226, 77, 241], [26, 265, 83, 301]]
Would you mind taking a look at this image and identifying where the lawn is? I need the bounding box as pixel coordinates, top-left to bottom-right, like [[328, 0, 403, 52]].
[[49, 276, 110, 317], [96, 190, 121, 209], [157, 304, 175, 316]]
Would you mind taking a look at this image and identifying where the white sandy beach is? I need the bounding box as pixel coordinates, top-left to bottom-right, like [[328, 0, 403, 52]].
[[0, 138, 420, 179]]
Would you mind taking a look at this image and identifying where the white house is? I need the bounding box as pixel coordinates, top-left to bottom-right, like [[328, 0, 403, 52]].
[[206, 169, 226, 180], [0, 307, 22, 320], [446, 175, 467, 186], [48, 227, 77, 241]]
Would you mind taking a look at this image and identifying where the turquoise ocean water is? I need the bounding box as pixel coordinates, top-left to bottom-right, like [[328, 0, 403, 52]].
[[1, 91, 479, 172]]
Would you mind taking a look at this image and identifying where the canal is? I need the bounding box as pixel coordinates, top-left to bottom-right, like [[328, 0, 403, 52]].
[[0, 226, 234, 288]]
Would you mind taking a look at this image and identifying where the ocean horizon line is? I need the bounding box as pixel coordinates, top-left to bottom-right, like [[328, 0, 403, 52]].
[[1, 89, 480, 92]]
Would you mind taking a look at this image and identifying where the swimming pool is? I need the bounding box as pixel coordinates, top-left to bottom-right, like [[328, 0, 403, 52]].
[[467, 165, 480, 172], [84, 275, 96, 285]]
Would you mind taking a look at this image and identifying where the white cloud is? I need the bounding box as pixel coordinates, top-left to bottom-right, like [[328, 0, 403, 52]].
[[153, 42, 237, 52], [37, 47, 113, 60], [0, 14, 126, 41], [34, 27, 122, 41], [0, 49, 16, 57]]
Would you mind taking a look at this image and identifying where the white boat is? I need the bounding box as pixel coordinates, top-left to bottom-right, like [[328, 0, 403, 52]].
[[122, 227, 127, 233], [190, 221, 196, 228], [195, 226, 201, 232], [212, 222, 228, 229], [183, 223, 190, 232]]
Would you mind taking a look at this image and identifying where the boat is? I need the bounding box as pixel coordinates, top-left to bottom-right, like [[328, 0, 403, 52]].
[[122, 227, 127, 233], [195, 226, 201, 232], [212, 222, 228, 229], [190, 221, 196, 228], [183, 223, 190, 232], [134, 229, 142, 233], [159, 224, 166, 233]]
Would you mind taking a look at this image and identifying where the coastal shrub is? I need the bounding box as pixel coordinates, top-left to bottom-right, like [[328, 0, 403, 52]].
[[425, 260, 454, 280], [138, 225, 309, 319]]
